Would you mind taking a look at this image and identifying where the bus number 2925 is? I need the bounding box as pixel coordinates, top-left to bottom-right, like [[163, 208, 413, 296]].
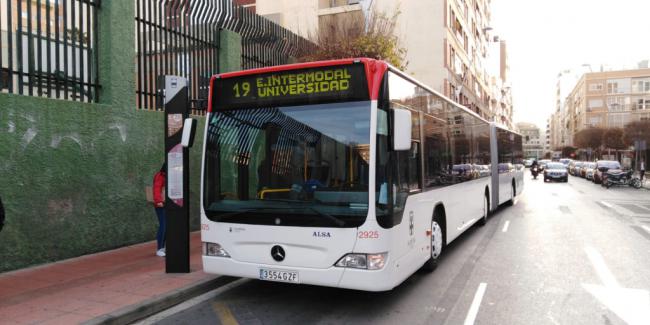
[[358, 230, 379, 239]]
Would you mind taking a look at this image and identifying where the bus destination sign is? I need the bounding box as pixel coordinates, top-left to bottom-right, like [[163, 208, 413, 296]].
[[213, 64, 369, 110]]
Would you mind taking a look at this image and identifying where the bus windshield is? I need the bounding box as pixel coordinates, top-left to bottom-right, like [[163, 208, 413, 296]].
[[203, 101, 371, 228]]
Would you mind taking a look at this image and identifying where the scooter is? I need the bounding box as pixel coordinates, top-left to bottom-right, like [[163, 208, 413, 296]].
[[531, 166, 539, 180], [605, 170, 642, 189]]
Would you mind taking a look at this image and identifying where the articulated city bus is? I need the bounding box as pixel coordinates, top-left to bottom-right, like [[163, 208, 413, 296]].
[[201, 58, 523, 291]]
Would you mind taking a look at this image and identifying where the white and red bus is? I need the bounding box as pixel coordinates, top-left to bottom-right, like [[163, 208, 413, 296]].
[[201, 58, 523, 291]]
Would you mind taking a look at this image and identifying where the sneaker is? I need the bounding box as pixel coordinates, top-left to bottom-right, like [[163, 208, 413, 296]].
[[156, 249, 166, 257]]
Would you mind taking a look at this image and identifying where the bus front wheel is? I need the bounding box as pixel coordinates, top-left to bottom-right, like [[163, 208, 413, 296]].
[[422, 216, 444, 272]]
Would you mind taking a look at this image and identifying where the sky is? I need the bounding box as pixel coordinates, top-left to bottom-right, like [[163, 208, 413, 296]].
[[490, 0, 650, 130]]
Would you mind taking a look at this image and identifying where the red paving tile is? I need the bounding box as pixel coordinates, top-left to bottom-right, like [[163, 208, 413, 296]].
[[0, 232, 214, 324], [0, 303, 36, 319], [9, 307, 65, 324], [0, 275, 51, 291], [47, 298, 95, 313], [0, 285, 23, 299], [39, 312, 93, 325], [73, 301, 122, 317], [108, 293, 152, 305]]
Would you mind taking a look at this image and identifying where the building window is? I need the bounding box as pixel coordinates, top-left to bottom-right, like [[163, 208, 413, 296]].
[[588, 83, 603, 91], [450, 46, 457, 71], [635, 98, 650, 110], [632, 79, 650, 93], [607, 78, 631, 94], [588, 99, 603, 108], [607, 96, 628, 111], [607, 82, 618, 94], [588, 117, 602, 127], [608, 115, 625, 128]]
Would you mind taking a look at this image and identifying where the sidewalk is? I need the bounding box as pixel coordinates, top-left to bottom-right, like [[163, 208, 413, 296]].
[[0, 232, 232, 324]]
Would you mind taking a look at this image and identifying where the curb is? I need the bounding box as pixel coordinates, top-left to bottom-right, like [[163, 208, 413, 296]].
[[83, 275, 238, 325]]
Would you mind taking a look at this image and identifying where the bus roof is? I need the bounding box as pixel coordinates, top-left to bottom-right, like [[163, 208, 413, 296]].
[[208, 58, 517, 135]]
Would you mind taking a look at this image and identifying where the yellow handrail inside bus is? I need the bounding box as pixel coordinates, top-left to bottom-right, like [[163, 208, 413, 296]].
[[258, 188, 291, 199]]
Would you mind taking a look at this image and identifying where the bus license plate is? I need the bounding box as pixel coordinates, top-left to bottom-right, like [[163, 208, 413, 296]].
[[259, 268, 299, 283]]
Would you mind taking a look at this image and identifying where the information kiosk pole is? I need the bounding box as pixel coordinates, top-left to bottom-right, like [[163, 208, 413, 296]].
[[162, 75, 190, 273]]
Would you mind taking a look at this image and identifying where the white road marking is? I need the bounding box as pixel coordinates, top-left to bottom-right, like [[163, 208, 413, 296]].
[[600, 201, 613, 208], [583, 246, 650, 325], [502, 220, 510, 232], [464, 282, 487, 325], [642, 225, 650, 235], [585, 246, 619, 288]]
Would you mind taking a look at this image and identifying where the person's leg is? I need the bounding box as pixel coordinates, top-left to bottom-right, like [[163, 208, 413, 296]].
[[155, 207, 165, 250], [160, 208, 167, 249]]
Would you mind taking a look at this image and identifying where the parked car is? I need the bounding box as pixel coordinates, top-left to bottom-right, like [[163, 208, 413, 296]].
[[559, 158, 572, 167], [544, 162, 569, 182], [593, 160, 621, 184], [568, 161, 576, 175], [569, 161, 584, 176], [584, 162, 597, 180], [475, 164, 491, 177], [524, 159, 533, 168], [579, 163, 589, 178]]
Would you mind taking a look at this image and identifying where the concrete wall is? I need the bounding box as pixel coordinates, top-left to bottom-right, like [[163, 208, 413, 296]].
[[0, 2, 240, 272]]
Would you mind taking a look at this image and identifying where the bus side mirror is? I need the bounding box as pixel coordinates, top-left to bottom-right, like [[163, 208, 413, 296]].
[[393, 108, 412, 151], [181, 118, 197, 148]]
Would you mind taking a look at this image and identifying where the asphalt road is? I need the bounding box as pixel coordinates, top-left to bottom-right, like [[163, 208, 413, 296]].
[[141, 170, 650, 325]]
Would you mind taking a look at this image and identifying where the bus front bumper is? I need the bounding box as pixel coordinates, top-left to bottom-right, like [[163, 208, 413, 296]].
[[203, 256, 398, 292]]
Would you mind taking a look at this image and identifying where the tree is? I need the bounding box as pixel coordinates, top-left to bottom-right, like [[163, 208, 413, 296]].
[[624, 120, 650, 144], [296, 7, 407, 70], [574, 127, 606, 159], [602, 128, 628, 150], [561, 146, 577, 158], [574, 127, 606, 150], [602, 128, 629, 161], [623, 120, 650, 169]]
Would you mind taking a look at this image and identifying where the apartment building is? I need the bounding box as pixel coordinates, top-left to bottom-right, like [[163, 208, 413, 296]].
[[247, 0, 513, 128], [373, 0, 511, 126], [544, 118, 551, 154], [565, 68, 650, 130], [549, 66, 650, 151], [516, 122, 543, 159], [248, 0, 366, 39]]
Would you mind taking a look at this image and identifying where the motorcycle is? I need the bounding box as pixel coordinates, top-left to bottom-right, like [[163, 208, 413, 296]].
[[605, 170, 642, 189], [531, 166, 539, 180]]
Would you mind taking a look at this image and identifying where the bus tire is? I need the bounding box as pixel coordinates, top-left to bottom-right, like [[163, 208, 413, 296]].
[[506, 181, 515, 206], [422, 211, 445, 273], [478, 192, 489, 226]]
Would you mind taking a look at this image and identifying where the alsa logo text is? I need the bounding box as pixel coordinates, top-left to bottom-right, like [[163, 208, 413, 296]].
[[313, 231, 331, 238]]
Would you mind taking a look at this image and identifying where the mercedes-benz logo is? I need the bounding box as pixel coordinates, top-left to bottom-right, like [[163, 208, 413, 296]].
[[271, 245, 285, 262]]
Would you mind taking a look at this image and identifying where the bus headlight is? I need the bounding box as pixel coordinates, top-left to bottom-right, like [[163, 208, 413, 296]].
[[335, 253, 387, 270], [203, 242, 230, 257]]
